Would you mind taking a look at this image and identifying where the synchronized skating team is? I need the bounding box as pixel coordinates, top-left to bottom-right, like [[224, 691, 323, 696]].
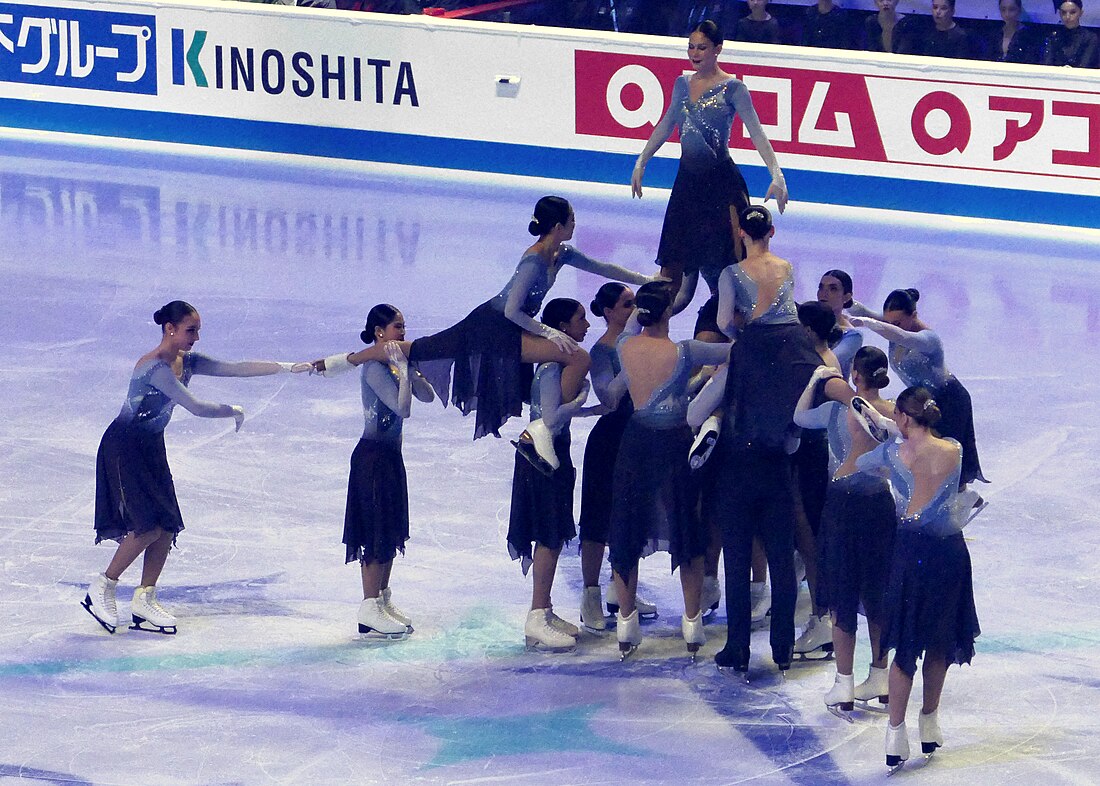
[[79, 20, 985, 775]]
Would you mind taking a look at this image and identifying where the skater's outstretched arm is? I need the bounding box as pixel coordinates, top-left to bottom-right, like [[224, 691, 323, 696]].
[[504, 261, 579, 353], [671, 271, 700, 317], [631, 78, 686, 198], [148, 364, 244, 429], [850, 317, 941, 354], [727, 79, 788, 213], [793, 366, 846, 429], [563, 247, 651, 287], [189, 354, 311, 377]]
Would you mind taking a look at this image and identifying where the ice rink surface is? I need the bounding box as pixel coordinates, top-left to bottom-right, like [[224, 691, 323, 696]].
[[1, 132, 1099, 785]]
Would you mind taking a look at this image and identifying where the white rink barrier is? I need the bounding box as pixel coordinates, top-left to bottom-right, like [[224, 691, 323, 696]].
[[0, 0, 1097, 227]]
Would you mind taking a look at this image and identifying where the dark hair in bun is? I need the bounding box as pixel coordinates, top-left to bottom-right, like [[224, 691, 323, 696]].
[[153, 300, 197, 331], [853, 346, 890, 390], [798, 300, 840, 344], [361, 303, 400, 344], [542, 298, 582, 331], [691, 19, 723, 46], [883, 288, 920, 315], [528, 196, 572, 237], [1056, 0, 1082, 10], [635, 281, 673, 327], [590, 282, 627, 321], [897, 385, 942, 428], [822, 269, 854, 308], [739, 204, 773, 241]]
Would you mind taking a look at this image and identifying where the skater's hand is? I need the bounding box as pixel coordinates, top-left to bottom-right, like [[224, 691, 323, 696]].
[[812, 365, 842, 381], [544, 328, 580, 355], [231, 405, 245, 432], [289, 362, 314, 374], [384, 341, 408, 371], [848, 316, 867, 328], [765, 175, 788, 214], [309, 358, 326, 374], [631, 163, 645, 199]]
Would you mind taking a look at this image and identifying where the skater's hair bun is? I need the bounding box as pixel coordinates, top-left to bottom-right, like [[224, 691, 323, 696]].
[[883, 288, 920, 315], [591, 282, 628, 320], [798, 300, 840, 344], [635, 281, 673, 327], [542, 298, 583, 332], [822, 269, 854, 308], [738, 205, 773, 241], [362, 303, 400, 344], [1055, 0, 1080, 10], [897, 386, 942, 428], [528, 196, 572, 237], [853, 346, 890, 390], [691, 20, 724, 47], [153, 300, 197, 331]]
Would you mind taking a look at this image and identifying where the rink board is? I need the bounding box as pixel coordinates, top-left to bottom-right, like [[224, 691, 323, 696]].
[[0, 0, 1098, 227]]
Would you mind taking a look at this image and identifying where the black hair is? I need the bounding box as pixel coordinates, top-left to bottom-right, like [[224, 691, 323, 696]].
[[1002, 0, 1022, 9], [1055, 0, 1082, 10], [798, 300, 841, 344], [691, 20, 724, 46], [739, 204, 773, 241], [153, 300, 197, 331], [941, 0, 956, 8], [361, 303, 400, 344], [883, 288, 920, 315], [635, 281, 673, 327], [821, 269, 854, 308], [542, 298, 583, 331], [896, 385, 942, 428], [853, 346, 890, 390], [590, 282, 628, 321], [528, 196, 572, 237]]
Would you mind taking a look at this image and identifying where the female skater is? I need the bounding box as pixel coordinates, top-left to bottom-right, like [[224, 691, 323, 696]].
[[850, 288, 987, 488], [794, 348, 900, 719], [507, 299, 594, 651], [608, 282, 732, 660], [816, 269, 863, 378], [83, 300, 309, 635], [631, 19, 788, 311], [337, 305, 435, 639], [577, 283, 659, 631], [315, 196, 650, 472], [856, 386, 981, 773]]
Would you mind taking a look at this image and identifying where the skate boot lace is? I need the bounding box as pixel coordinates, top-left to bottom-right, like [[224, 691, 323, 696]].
[[146, 589, 170, 619]]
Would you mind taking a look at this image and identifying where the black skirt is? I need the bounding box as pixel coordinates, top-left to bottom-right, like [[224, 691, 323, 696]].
[[931, 376, 987, 487], [94, 419, 185, 544], [343, 439, 410, 564], [656, 157, 750, 283], [881, 530, 980, 677], [507, 432, 577, 574], [793, 428, 830, 538], [608, 419, 705, 578], [816, 472, 897, 635], [409, 300, 532, 440], [578, 400, 632, 545]]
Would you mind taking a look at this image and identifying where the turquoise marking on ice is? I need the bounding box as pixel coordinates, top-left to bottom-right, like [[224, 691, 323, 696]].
[[414, 703, 647, 768]]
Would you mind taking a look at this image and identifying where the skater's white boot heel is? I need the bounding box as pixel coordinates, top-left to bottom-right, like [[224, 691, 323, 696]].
[[854, 665, 890, 709], [130, 586, 177, 635], [681, 611, 705, 661], [825, 672, 855, 721], [919, 709, 944, 756], [885, 721, 910, 775], [700, 576, 721, 615], [524, 609, 576, 652], [381, 587, 413, 633], [512, 419, 559, 475], [794, 614, 834, 659], [547, 607, 580, 638], [358, 597, 408, 639], [580, 586, 606, 632], [82, 573, 119, 634], [616, 609, 642, 661], [689, 415, 721, 470], [606, 583, 658, 618]]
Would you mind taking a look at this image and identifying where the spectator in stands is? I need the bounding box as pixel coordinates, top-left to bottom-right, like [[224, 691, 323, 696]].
[[863, 0, 906, 51], [736, 0, 782, 43], [802, 0, 855, 49], [984, 0, 1041, 62], [922, 0, 972, 58], [1043, 0, 1099, 66]]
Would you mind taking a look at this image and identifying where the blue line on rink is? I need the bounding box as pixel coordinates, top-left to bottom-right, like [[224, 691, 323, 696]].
[[1, 96, 1097, 230]]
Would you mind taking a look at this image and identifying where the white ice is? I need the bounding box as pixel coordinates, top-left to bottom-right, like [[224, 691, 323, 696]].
[[1, 132, 1099, 784]]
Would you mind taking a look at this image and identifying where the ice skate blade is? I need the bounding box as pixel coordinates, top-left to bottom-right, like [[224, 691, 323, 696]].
[[605, 602, 658, 620], [130, 616, 176, 635], [826, 703, 854, 723], [357, 624, 408, 640], [855, 698, 890, 713], [524, 637, 575, 653], [967, 499, 989, 524], [81, 595, 116, 634], [716, 665, 750, 682], [511, 439, 555, 477], [886, 757, 907, 776], [582, 623, 608, 635], [618, 642, 638, 661], [794, 648, 835, 661]]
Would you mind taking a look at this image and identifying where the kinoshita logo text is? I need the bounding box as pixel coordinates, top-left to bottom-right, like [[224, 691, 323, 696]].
[[170, 28, 418, 106]]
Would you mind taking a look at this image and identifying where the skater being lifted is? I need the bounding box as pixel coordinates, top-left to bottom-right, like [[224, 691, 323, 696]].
[[83, 300, 310, 635]]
